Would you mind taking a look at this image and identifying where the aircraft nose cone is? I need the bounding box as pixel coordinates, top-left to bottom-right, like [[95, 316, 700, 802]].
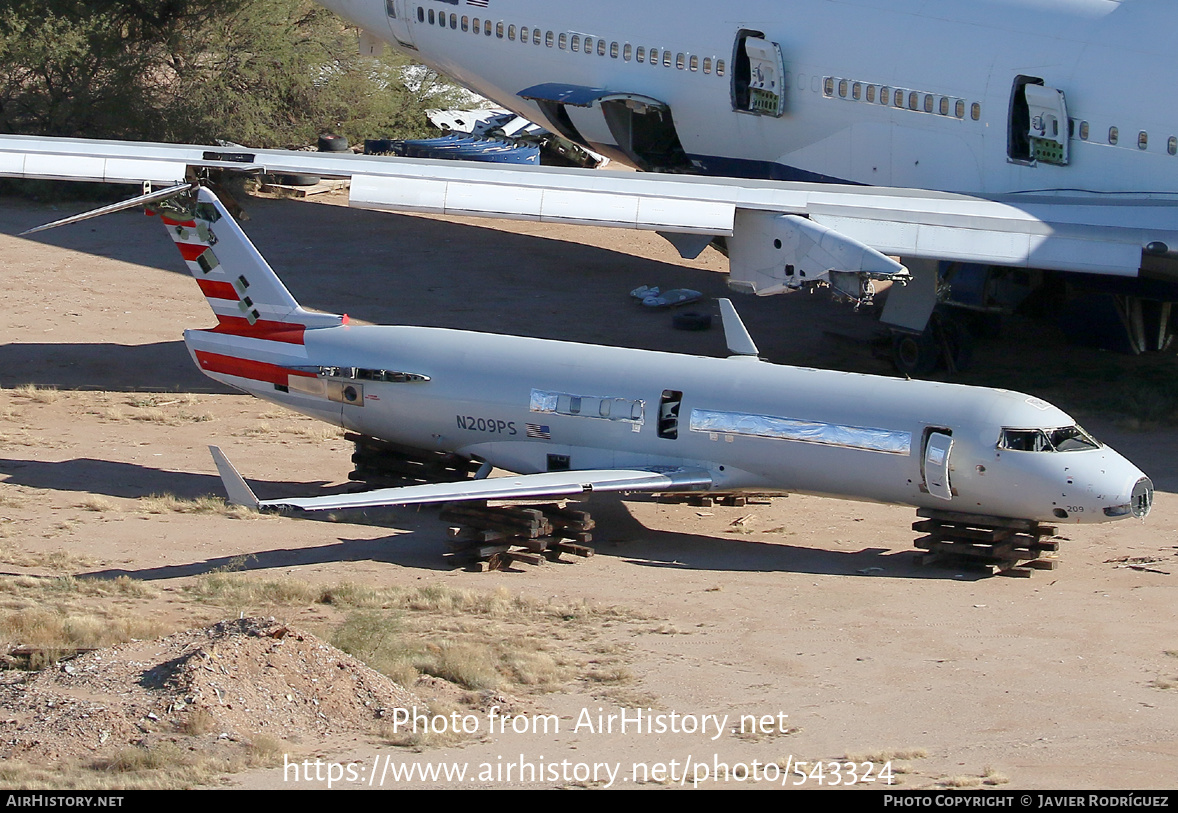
[[1131, 476, 1153, 518]]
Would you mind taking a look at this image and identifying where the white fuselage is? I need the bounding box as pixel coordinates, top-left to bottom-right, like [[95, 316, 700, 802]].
[[321, 0, 1178, 195], [185, 322, 1151, 524]]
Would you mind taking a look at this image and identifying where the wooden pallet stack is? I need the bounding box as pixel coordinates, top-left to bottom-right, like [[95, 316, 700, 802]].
[[440, 502, 595, 570], [912, 508, 1059, 577], [346, 432, 482, 488], [656, 492, 775, 507]]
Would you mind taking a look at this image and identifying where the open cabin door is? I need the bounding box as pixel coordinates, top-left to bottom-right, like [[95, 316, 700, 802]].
[[922, 431, 954, 501], [385, 0, 416, 49], [732, 32, 786, 117]]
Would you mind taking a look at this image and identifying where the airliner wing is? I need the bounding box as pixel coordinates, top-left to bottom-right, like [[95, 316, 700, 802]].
[[4, 133, 1176, 277], [209, 445, 711, 512]]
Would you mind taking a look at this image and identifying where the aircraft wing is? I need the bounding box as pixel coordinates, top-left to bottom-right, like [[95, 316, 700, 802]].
[[4, 133, 1178, 277], [209, 445, 711, 512]]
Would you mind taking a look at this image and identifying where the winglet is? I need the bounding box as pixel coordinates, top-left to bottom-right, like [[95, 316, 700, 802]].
[[718, 299, 760, 357], [208, 445, 260, 509]]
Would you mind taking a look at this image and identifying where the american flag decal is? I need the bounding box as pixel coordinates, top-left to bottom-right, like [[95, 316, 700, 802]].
[[526, 423, 551, 439], [466, 0, 489, 7]]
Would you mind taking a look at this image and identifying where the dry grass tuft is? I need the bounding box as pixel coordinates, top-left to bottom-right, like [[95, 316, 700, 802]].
[[138, 493, 259, 519], [77, 496, 117, 513], [12, 385, 59, 404]]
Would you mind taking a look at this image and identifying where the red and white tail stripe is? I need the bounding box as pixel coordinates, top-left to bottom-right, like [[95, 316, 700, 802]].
[[154, 187, 343, 346]]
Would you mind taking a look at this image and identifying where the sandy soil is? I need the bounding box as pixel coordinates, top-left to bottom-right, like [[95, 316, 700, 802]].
[[0, 188, 1176, 790]]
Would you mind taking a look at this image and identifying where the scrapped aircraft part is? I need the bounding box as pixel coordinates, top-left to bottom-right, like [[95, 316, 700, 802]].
[[718, 298, 759, 357], [891, 329, 939, 377], [640, 288, 703, 309], [671, 311, 713, 331], [441, 502, 595, 570], [913, 509, 1059, 577], [690, 409, 912, 455], [346, 432, 481, 488], [726, 210, 907, 299]]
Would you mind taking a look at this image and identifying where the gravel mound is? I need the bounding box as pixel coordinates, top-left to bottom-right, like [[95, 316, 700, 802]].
[[0, 617, 421, 764]]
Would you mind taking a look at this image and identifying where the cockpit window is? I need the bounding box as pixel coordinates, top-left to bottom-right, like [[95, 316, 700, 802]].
[[999, 425, 1100, 452], [1046, 425, 1100, 451]]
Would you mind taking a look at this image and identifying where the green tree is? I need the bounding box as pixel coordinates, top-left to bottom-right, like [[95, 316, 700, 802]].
[[0, 0, 467, 147]]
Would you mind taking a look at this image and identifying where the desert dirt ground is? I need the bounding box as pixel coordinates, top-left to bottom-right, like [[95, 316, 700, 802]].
[[0, 187, 1176, 790]]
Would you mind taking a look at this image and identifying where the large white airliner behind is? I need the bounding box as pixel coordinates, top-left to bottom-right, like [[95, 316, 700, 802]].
[[324, 0, 1178, 195], [319, 0, 1178, 362]]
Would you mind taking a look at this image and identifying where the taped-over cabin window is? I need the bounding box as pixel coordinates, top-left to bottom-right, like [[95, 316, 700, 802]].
[[690, 409, 912, 455], [530, 389, 645, 427]]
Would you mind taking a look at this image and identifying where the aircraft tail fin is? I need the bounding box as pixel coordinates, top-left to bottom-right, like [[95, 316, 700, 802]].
[[209, 445, 261, 510], [152, 187, 343, 342]]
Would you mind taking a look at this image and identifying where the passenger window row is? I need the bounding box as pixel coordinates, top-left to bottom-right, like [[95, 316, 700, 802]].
[[824, 75, 981, 122], [415, 6, 725, 76]]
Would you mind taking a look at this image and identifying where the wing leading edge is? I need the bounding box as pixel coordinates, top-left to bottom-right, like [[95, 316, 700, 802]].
[[209, 446, 712, 512]]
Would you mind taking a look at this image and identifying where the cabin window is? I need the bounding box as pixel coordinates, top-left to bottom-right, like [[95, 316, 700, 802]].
[[955, 99, 965, 118], [533, 29, 541, 44], [879, 86, 889, 105], [546, 31, 554, 46], [1079, 120, 1089, 140], [971, 102, 981, 120], [636, 46, 644, 62], [865, 85, 875, 103], [560, 33, 568, 49], [939, 96, 949, 115], [852, 82, 861, 100], [676, 52, 685, 69], [823, 77, 834, 97], [520, 26, 528, 42], [624, 43, 632, 60], [461, 16, 468, 31], [689, 54, 698, 71], [599, 400, 612, 418], [417, 6, 424, 22], [584, 37, 593, 53], [716, 59, 725, 76], [571, 34, 580, 51], [1109, 126, 1119, 145], [507, 24, 515, 40], [599, 39, 608, 56], [1139, 131, 1149, 150], [924, 94, 934, 113], [427, 9, 434, 24], [894, 89, 904, 107], [662, 50, 672, 66], [496, 22, 503, 38], [450, 13, 457, 28], [838, 79, 848, 98], [472, 18, 479, 33], [385, 0, 396, 17], [907, 91, 918, 110], [1169, 136, 1177, 156], [610, 41, 618, 57], [485, 23, 491, 36], [648, 47, 658, 64], [702, 57, 711, 73]]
